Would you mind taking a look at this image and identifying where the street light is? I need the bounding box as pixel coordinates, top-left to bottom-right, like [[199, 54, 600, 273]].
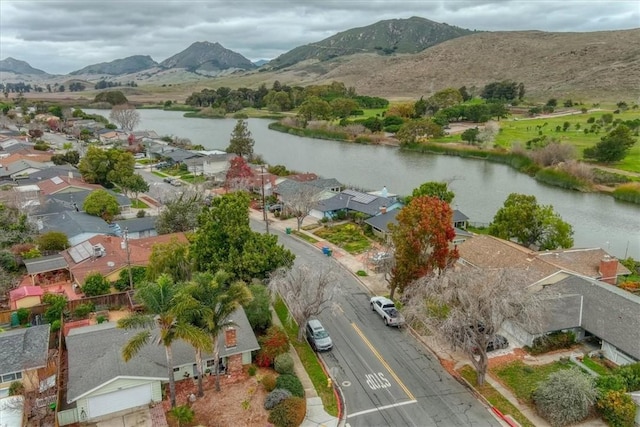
[[120, 227, 133, 289]]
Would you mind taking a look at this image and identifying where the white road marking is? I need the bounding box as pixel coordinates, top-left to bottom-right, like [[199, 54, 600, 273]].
[[347, 400, 418, 419]]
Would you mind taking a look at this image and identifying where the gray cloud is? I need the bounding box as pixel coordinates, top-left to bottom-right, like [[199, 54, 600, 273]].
[[1, 0, 638, 74]]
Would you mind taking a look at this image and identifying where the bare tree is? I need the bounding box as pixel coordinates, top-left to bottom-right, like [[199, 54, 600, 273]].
[[403, 267, 545, 385], [268, 264, 338, 341], [284, 184, 321, 231], [109, 104, 140, 132]]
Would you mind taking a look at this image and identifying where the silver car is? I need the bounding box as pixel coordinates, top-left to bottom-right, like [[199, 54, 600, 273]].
[[306, 319, 333, 351]]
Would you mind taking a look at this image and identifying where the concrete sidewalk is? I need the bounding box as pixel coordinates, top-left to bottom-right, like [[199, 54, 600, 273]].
[[254, 210, 611, 427]]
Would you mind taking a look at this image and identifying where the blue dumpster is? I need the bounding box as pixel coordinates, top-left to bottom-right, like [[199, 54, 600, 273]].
[[322, 246, 329, 255]]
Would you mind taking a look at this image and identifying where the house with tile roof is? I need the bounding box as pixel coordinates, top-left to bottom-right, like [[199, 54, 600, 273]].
[[58, 307, 259, 424], [62, 232, 188, 286]]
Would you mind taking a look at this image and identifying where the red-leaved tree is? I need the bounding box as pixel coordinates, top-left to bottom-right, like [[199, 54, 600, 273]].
[[224, 156, 254, 191], [388, 196, 458, 298]]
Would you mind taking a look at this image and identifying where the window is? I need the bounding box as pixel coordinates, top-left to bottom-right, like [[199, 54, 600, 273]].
[[173, 367, 180, 372], [1, 372, 18, 382]]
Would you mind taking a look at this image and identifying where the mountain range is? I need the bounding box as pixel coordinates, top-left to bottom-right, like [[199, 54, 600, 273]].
[[1, 17, 639, 100]]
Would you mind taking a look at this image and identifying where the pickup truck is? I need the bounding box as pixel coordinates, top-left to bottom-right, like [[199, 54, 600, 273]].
[[370, 296, 405, 327]]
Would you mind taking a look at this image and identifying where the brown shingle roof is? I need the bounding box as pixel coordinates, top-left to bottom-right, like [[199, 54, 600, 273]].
[[536, 248, 631, 278], [36, 175, 102, 195], [457, 235, 561, 283]]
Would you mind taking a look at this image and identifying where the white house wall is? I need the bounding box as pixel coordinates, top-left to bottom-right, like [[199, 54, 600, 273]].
[[602, 341, 638, 366], [66, 378, 162, 425]]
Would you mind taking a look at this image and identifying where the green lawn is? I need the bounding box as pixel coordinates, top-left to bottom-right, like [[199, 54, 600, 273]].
[[431, 109, 640, 173], [354, 108, 387, 119], [273, 298, 338, 416], [459, 365, 535, 427], [491, 360, 572, 403], [581, 355, 615, 376], [180, 175, 207, 184], [292, 230, 320, 244], [151, 171, 165, 178], [131, 199, 149, 209], [313, 223, 371, 254]]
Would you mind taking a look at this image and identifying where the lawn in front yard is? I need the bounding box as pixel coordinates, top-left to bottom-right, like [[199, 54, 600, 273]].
[[131, 199, 149, 209], [491, 359, 572, 403], [313, 223, 371, 254], [459, 365, 535, 427]]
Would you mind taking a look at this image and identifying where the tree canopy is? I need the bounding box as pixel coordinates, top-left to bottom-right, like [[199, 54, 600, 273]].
[[82, 189, 120, 222], [396, 119, 443, 146], [405, 181, 455, 205], [583, 124, 637, 163], [226, 119, 255, 158], [389, 196, 458, 298], [109, 105, 140, 132], [78, 146, 135, 187], [488, 193, 574, 250], [404, 267, 544, 386], [155, 191, 204, 235], [191, 192, 295, 281]]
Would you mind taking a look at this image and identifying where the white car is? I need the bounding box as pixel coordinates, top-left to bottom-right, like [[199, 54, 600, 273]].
[[370, 296, 405, 327]]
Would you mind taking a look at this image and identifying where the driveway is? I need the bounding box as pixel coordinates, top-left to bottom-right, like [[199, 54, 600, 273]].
[[92, 408, 159, 427]]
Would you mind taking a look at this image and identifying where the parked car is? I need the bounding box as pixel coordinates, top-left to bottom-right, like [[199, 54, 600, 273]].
[[163, 177, 174, 184], [370, 252, 391, 264], [171, 180, 182, 187], [306, 319, 333, 351], [268, 203, 283, 212], [370, 296, 405, 327], [473, 334, 509, 354]]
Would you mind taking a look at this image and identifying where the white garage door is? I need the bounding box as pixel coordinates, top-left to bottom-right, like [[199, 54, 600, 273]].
[[87, 383, 152, 419]]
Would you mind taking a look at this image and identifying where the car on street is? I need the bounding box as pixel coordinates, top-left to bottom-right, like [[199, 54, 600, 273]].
[[163, 177, 174, 183], [268, 203, 283, 212], [306, 319, 333, 351], [370, 296, 405, 327]]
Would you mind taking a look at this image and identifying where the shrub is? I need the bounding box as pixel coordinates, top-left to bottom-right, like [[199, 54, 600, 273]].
[[8, 381, 24, 396], [596, 374, 627, 393], [50, 319, 61, 332], [268, 397, 306, 427], [262, 373, 277, 392], [597, 390, 636, 427], [612, 183, 640, 204], [526, 331, 576, 355], [616, 362, 640, 391], [533, 368, 598, 426], [248, 364, 257, 376], [255, 351, 274, 368], [264, 388, 292, 410], [274, 353, 295, 375], [73, 302, 95, 319], [168, 405, 195, 427], [82, 273, 111, 297], [259, 325, 290, 360], [136, 209, 146, 218], [16, 307, 30, 325], [275, 374, 304, 398]]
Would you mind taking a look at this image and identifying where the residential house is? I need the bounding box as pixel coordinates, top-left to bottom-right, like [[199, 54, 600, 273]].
[[456, 235, 636, 365], [62, 232, 188, 286], [96, 129, 128, 145], [0, 159, 50, 182], [35, 173, 102, 196], [0, 325, 51, 396], [38, 210, 114, 246], [48, 188, 131, 213], [23, 254, 71, 287], [274, 178, 343, 212], [364, 208, 473, 244], [114, 216, 158, 239], [184, 152, 236, 181], [58, 306, 259, 425], [311, 188, 402, 221]]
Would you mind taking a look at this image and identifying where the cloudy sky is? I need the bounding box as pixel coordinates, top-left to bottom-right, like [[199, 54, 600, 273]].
[[1, 0, 638, 75]]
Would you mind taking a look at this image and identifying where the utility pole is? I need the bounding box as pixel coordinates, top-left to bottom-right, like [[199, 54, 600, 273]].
[[121, 227, 133, 289], [261, 165, 269, 234]]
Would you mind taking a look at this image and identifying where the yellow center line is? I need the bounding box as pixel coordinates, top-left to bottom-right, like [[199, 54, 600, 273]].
[[352, 323, 416, 401]]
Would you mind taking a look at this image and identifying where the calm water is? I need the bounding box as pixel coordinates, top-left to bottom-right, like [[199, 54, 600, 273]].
[[86, 109, 640, 259]]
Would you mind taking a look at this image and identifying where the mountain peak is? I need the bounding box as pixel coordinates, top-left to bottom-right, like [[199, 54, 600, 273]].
[[70, 55, 158, 75], [160, 41, 255, 72], [0, 57, 48, 75]]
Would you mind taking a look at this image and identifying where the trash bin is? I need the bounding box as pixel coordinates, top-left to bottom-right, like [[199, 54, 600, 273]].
[[286, 227, 292, 235], [326, 249, 333, 257], [322, 246, 329, 255]]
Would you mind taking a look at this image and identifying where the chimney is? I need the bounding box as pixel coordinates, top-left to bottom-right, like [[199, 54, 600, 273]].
[[599, 255, 619, 285], [225, 326, 237, 348], [68, 171, 73, 179], [380, 206, 387, 214]]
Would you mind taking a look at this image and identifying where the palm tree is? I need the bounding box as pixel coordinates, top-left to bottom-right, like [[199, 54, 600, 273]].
[[176, 271, 252, 396], [117, 274, 211, 408]]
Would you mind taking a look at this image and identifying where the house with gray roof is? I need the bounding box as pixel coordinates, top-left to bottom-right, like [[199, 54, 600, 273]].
[[49, 189, 131, 212], [38, 210, 114, 246], [0, 159, 49, 180], [364, 207, 472, 244], [457, 234, 638, 366], [58, 307, 259, 425], [183, 152, 236, 181], [522, 273, 640, 366], [0, 325, 51, 396], [114, 216, 158, 239], [310, 189, 403, 220]]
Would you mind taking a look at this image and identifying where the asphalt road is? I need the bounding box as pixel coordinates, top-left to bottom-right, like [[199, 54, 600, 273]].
[[251, 221, 500, 427]]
